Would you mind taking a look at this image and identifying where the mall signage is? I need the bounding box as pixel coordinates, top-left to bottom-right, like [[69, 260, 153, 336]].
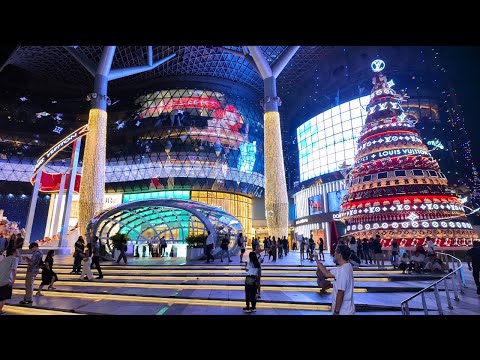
[[32, 125, 89, 177], [356, 148, 430, 164]]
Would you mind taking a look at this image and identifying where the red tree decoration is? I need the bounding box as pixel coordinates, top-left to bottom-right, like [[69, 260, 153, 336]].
[[339, 61, 477, 247]]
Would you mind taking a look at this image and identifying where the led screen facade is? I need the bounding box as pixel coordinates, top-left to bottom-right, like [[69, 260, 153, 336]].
[[297, 95, 370, 181]]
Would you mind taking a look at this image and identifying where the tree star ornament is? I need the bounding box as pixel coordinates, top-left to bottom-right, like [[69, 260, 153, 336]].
[[371, 59, 385, 73]]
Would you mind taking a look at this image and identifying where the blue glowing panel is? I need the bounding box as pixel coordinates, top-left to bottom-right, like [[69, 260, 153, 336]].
[[238, 141, 256, 174], [327, 189, 348, 212], [297, 95, 370, 181]]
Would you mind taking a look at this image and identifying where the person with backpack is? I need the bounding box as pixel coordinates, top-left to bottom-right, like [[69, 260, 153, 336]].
[[19, 242, 43, 305], [237, 232, 246, 263]]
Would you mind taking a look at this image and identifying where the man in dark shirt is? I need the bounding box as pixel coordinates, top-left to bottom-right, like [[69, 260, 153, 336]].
[[91, 237, 104, 279], [466, 241, 480, 295]]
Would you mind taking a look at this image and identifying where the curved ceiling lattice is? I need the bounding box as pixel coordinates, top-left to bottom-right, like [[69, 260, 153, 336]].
[[5, 46, 333, 95]]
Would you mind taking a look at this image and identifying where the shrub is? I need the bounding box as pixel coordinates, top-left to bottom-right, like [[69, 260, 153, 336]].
[[185, 234, 207, 248]]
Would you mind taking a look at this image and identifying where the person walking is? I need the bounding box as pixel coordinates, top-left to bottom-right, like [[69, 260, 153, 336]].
[[160, 236, 167, 257], [14, 234, 24, 250], [300, 237, 306, 260], [220, 235, 232, 262], [0, 248, 19, 315], [283, 236, 289, 256], [467, 241, 480, 295], [36, 250, 58, 296], [19, 242, 43, 305], [80, 243, 94, 281], [318, 237, 325, 261], [373, 235, 384, 269], [237, 232, 246, 263], [362, 238, 372, 264], [71, 236, 85, 274], [116, 235, 128, 264], [205, 230, 215, 263], [356, 238, 363, 262], [91, 237, 104, 279], [314, 245, 355, 315], [391, 239, 400, 268], [252, 244, 264, 299], [243, 250, 261, 313], [270, 238, 277, 261]]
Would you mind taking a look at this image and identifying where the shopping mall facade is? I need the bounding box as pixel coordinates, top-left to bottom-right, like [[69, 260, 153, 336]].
[[1, 46, 478, 254]]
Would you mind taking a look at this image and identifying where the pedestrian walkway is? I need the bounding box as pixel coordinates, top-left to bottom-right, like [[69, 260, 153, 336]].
[[3, 250, 479, 315]]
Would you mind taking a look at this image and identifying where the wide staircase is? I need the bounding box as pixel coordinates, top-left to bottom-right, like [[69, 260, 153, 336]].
[[5, 253, 476, 315]]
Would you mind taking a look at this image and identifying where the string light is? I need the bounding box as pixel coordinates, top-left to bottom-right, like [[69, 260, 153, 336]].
[[264, 111, 288, 239], [78, 108, 108, 237]]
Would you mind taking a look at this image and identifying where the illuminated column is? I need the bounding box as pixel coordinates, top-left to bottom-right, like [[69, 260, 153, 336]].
[[263, 76, 288, 239], [78, 108, 108, 237], [78, 47, 115, 238], [246, 46, 299, 239], [70, 46, 176, 238]]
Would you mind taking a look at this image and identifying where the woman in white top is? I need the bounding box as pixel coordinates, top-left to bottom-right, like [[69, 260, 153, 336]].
[[80, 243, 94, 281], [0, 248, 19, 315]]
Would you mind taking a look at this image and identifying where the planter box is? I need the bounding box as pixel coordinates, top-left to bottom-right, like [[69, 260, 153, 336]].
[[187, 247, 204, 260]]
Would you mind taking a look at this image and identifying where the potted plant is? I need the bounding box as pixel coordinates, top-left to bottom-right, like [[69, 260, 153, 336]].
[[110, 233, 130, 255], [185, 234, 207, 260]]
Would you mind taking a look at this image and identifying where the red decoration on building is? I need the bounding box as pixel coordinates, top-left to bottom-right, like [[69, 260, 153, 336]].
[[340, 63, 477, 245]]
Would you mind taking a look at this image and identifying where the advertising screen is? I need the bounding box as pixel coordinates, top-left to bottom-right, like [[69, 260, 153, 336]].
[[327, 189, 348, 212], [308, 194, 324, 215], [297, 95, 370, 181]]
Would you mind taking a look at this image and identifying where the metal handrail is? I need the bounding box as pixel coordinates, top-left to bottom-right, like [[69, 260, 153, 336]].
[[400, 252, 465, 315]]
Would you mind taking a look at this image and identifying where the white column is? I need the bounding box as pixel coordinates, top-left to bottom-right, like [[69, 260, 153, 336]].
[[59, 138, 81, 252], [50, 172, 67, 238], [24, 171, 42, 247]]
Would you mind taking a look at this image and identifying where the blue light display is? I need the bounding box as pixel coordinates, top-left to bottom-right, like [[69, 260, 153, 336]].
[[297, 95, 370, 181], [238, 141, 256, 174]]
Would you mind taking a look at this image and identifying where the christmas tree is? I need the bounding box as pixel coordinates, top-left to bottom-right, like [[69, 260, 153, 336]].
[[339, 60, 477, 248]]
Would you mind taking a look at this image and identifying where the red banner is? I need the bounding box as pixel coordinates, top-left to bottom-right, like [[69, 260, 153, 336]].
[[31, 170, 81, 193]]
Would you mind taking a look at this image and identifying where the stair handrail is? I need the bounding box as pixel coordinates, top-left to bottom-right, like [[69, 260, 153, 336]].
[[400, 251, 465, 315]]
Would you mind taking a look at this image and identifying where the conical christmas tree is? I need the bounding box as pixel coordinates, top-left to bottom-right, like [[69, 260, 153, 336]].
[[339, 60, 477, 247]]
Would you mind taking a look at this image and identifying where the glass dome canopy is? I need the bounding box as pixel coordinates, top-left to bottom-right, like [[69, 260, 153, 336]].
[[87, 198, 243, 252]]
